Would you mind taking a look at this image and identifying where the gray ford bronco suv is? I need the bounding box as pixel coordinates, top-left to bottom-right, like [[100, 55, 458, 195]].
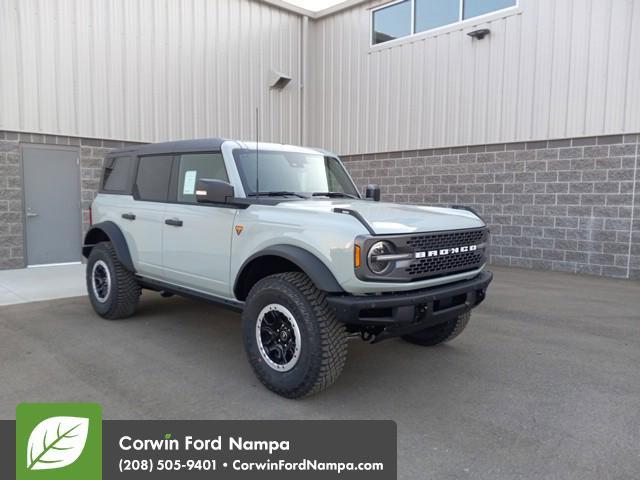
[[83, 139, 492, 398]]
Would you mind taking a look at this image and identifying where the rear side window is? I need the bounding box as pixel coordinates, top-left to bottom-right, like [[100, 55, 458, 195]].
[[135, 155, 173, 202], [102, 156, 133, 193], [176, 153, 228, 204]]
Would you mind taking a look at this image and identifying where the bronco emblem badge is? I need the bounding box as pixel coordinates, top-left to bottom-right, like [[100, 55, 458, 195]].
[[415, 245, 478, 258]]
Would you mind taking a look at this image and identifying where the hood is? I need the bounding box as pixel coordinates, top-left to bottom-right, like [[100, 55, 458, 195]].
[[279, 199, 485, 235]]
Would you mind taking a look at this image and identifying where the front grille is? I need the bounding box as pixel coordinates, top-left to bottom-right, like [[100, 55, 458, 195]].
[[404, 228, 488, 280], [406, 229, 488, 251], [406, 250, 485, 277]]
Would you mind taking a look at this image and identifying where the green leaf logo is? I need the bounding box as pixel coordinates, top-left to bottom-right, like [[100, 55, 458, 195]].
[[26, 416, 89, 471]]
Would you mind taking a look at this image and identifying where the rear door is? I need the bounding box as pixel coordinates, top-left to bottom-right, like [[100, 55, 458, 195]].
[[162, 152, 236, 296], [123, 155, 173, 279]]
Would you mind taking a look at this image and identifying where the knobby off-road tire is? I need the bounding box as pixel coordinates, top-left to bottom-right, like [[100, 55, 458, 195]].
[[242, 272, 348, 399], [401, 311, 471, 346], [86, 242, 141, 320]]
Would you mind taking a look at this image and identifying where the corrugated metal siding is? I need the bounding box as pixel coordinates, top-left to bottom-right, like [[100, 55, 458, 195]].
[[0, 0, 302, 144], [307, 0, 640, 155]]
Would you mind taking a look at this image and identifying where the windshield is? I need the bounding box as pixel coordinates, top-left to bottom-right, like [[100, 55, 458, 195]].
[[233, 149, 359, 197]]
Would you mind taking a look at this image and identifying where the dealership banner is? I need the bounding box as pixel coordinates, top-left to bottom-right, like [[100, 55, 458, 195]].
[[1, 405, 396, 479]]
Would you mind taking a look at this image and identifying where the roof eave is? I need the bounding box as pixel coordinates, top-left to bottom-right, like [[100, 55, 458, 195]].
[[259, 0, 369, 19]]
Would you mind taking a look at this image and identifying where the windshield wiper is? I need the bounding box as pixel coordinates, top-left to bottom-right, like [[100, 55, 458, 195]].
[[247, 191, 308, 198], [311, 192, 358, 199]]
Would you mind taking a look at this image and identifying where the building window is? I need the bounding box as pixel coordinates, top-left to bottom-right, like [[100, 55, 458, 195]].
[[372, 0, 411, 45], [463, 0, 516, 19], [372, 0, 517, 45], [415, 0, 458, 33]]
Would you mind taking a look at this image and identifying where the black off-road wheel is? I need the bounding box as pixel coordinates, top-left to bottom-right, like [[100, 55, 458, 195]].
[[86, 242, 141, 320], [242, 272, 348, 399], [401, 312, 471, 346]]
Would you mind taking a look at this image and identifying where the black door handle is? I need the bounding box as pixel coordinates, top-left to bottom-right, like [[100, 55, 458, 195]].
[[122, 213, 136, 220], [165, 218, 183, 227]]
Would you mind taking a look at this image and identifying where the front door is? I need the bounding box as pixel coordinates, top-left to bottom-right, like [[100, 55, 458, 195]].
[[162, 152, 236, 296], [22, 145, 82, 266]]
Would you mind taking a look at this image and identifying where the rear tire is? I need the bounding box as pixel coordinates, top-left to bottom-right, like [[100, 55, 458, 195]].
[[242, 272, 348, 398], [401, 312, 471, 346], [86, 242, 140, 319]]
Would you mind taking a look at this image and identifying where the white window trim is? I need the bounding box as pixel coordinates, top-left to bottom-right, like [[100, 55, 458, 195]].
[[370, 0, 521, 50]]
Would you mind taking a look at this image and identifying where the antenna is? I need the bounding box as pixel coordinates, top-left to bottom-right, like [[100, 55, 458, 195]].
[[255, 107, 260, 197]]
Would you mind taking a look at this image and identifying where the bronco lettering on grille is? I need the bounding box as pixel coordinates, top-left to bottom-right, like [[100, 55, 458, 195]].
[[415, 245, 478, 258]]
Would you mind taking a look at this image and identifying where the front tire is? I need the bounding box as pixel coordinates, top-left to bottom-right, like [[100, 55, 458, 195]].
[[401, 312, 471, 346], [242, 272, 348, 399], [86, 242, 141, 319]]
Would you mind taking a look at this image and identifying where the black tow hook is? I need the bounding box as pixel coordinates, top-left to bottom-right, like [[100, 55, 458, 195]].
[[361, 331, 376, 343]]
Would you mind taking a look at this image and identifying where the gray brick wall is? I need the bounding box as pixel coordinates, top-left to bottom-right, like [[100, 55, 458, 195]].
[[0, 131, 141, 269], [2, 129, 639, 279], [342, 134, 640, 280], [0, 136, 23, 269]]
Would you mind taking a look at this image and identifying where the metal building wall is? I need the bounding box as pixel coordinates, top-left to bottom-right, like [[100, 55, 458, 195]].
[[0, 0, 302, 144], [306, 0, 640, 155]]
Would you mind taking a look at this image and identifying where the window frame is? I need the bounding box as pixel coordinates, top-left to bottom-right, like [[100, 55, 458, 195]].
[[370, 0, 519, 48]]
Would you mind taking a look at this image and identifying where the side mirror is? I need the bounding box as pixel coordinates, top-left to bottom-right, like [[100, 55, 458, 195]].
[[195, 179, 235, 204], [365, 184, 381, 202]]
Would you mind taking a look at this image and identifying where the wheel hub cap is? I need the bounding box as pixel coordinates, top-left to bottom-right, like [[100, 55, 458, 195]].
[[255, 304, 301, 372], [91, 260, 111, 303]]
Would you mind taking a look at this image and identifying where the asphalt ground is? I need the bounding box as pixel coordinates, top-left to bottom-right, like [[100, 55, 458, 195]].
[[0, 266, 638, 479]]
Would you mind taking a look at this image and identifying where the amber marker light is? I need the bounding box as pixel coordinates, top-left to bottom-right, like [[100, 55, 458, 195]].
[[354, 245, 362, 268]]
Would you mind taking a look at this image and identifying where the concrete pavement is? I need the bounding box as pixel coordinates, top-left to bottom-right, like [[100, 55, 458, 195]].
[[0, 266, 638, 479], [0, 263, 86, 305]]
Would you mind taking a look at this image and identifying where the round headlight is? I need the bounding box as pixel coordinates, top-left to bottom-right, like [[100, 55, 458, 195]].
[[367, 241, 395, 275]]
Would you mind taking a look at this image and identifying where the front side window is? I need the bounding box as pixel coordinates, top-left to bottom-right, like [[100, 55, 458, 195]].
[[233, 150, 359, 198], [176, 153, 228, 204], [372, 0, 517, 45], [135, 155, 173, 202]]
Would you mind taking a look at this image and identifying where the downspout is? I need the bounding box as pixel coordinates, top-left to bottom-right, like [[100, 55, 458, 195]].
[[299, 15, 309, 146]]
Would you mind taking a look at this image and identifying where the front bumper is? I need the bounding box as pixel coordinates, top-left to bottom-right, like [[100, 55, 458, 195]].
[[326, 271, 493, 341]]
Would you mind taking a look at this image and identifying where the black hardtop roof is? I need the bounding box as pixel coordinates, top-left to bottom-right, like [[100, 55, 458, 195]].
[[110, 138, 227, 157]]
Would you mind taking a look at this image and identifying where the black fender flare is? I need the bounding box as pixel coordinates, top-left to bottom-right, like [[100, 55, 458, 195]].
[[82, 221, 135, 272], [234, 245, 344, 298]]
